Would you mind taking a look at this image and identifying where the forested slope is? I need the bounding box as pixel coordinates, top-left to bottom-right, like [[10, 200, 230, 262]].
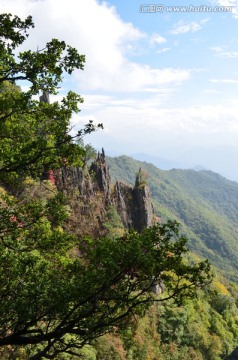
[[107, 155, 238, 280]]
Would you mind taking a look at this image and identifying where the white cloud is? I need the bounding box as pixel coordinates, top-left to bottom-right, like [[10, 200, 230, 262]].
[[170, 20, 202, 35], [1, 0, 190, 94], [210, 78, 238, 83], [156, 48, 170, 54], [200, 18, 210, 24], [71, 93, 238, 154], [149, 33, 167, 45], [78, 62, 190, 93], [4, 1, 237, 151], [214, 0, 238, 18], [75, 92, 238, 136], [211, 46, 238, 57], [204, 89, 220, 94]]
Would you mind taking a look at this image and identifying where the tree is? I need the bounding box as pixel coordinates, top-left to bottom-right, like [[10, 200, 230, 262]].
[[0, 13, 102, 180], [103, 205, 125, 238], [0, 210, 211, 359], [76, 139, 97, 167], [0, 14, 211, 359]]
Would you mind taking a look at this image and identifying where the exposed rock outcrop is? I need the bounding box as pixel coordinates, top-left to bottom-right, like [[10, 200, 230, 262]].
[[132, 168, 154, 232], [54, 150, 155, 233], [114, 181, 134, 229], [40, 90, 50, 104], [55, 166, 94, 199], [90, 148, 111, 204], [112, 169, 154, 232]]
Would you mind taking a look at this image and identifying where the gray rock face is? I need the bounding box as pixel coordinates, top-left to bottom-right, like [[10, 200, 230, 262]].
[[132, 169, 154, 232], [55, 150, 155, 233], [55, 166, 94, 199], [114, 181, 134, 229], [39, 91, 50, 104], [90, 148, 111, 204], [89, 151, 155, 232]]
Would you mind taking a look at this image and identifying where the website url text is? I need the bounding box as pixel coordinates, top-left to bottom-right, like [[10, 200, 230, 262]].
[[139, 4, 233, 13]]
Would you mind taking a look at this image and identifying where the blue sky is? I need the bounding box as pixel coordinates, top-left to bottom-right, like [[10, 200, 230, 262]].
[[2, 0, 238, 158]]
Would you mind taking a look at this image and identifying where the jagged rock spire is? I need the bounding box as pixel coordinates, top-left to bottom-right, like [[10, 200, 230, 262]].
[[135, 168, 147, 188], [54, 150, 155, 234], [90, 148, 111, 204], [132, 168, 154, 232], [39, 91, 50, 104]]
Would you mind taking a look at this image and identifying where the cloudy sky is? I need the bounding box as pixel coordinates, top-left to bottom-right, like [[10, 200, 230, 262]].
[[2, 0, 238, 159]]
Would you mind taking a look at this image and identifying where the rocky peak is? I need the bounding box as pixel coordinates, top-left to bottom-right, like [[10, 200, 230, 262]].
[[55, 166, 94, 199], [53, 150, 154, 234], [39, 91, 50, 104], [112, 168, 155, 232], [114, 181, 134, 229], [90, 148, 111, 205], [131, 168, 154, 232]]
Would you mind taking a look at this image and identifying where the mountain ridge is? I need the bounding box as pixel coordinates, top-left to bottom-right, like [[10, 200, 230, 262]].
[[106, 155, 238, 280], [127, 146, 238, 182]]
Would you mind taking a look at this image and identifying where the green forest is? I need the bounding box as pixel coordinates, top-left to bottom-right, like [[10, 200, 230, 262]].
[[107, 156, 238, 281], [1, 13, 238, 360]]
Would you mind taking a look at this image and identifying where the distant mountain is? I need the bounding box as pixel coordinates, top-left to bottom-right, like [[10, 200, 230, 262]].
[[178, 145, 238, 182], [129, 145, 238, 183], [106, 155, 238, 281], [130, 152, 189, 170]]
